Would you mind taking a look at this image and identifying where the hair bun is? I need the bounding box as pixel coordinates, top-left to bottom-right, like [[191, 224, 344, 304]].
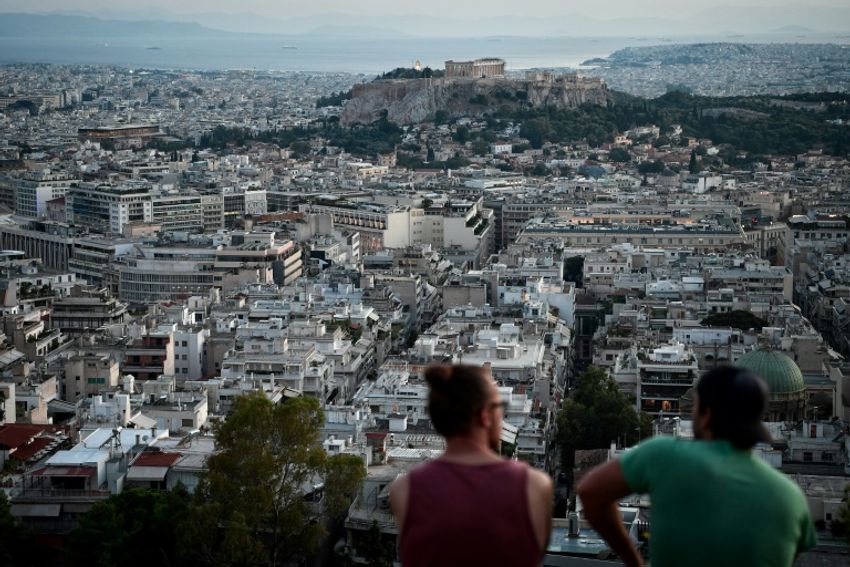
[[424, 365, 452, 387]]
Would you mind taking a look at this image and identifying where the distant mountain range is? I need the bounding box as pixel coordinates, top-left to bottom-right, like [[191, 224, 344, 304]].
[[3, 8, 850, 39], [0, 13, 225, 38]]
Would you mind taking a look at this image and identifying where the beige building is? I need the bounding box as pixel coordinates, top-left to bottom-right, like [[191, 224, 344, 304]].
[[63, 352, 120, 402], [517, 219, 746, 251], [445, 58, 505, 78]]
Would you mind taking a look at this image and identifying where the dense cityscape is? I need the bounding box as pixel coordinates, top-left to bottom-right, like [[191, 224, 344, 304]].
[[0, 8, 849, 567]]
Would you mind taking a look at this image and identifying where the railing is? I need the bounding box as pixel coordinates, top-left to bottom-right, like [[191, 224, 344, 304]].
[[640, 378, 694, 386], [639, 358, 697, 366], [14, 487, 111, 500], [345, 491, 398, 532]]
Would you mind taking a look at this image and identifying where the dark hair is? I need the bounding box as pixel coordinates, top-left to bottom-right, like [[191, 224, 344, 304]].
[[425, 364, 491, 438], [695, 366, 770, 449]]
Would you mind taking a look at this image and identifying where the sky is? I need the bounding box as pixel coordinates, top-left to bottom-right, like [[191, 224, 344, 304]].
[[3, 0, 849, 21]]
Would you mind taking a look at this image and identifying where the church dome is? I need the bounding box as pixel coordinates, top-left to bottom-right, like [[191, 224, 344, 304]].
[[737, 349, 805, 399]]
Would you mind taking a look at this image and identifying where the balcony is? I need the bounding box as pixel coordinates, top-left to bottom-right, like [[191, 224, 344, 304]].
[[640, 377, 694, 386], [641, 389, 687, 400]]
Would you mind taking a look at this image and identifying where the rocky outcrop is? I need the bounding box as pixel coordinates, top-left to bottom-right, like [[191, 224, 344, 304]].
[[340, 75, 612, 126]]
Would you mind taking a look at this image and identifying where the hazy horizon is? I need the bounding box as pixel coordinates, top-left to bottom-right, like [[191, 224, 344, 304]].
[[2, 0, 848, 20], [1, 1, 850, 37]]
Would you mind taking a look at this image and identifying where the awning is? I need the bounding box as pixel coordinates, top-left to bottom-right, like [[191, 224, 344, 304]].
[[11, 504, 61, 517], [500, 422, 518, 445], [126, 466, 168, 482], [128, 413, 157, 429]]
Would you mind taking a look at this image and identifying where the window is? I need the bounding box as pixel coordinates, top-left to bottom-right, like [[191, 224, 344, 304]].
[[822, 452, 833, 462], [803, 451, 813, 462]]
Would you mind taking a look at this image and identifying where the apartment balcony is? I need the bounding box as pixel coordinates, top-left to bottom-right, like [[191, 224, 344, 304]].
[[345, 493, 398, 534], [639, 376, 695, 386]]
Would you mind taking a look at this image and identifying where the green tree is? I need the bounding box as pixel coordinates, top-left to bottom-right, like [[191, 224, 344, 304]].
[[289, 140, 312, 158], [188, 393, 365, 567], [0, 491, 40, 567], [66, 487, 191, 567], [637, 159, 665, 174], [453, 126, 469, 144], [688, 149, 700, 173], [557, 367, 649, 472], [701, 310, 769, 331], [609, 147, 631, 163], [520, 118, 550, 149], [530, 163, 548, 177], [434, 110, 449, 125]]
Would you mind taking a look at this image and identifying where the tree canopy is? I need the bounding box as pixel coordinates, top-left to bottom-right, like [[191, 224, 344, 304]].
[[66, 487, 191, 567], [496, 91, 850, 157], [0, 490, 42, 567], [557, 367, 651, 470], [609, 147, 631, 163], [701, 310, 769, 331], [187, 393, 365, 567]]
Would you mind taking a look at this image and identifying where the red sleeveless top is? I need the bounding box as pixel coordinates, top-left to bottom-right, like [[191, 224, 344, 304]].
[[399, 458, 544, 567]]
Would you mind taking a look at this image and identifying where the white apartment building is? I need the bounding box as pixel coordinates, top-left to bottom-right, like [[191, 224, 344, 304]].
[[636, 342, 699, 415], [66, 181, 154, 234], [172, 327, 208, 382], [118, 246, 219, 304], [299, 198, 493, 261], [352, 369, 429, 422], [13, 171, 77, 219], [220, 336, 332, 399]]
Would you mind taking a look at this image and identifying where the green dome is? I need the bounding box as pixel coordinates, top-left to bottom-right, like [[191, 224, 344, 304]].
[[737, 349, 805, 396]]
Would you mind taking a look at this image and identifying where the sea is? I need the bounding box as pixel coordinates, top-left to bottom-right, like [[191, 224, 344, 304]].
[[0, 32, 845, 74]]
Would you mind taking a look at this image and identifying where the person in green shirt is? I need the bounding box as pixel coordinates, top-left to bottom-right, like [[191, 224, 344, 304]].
[[577, 365, 817, 567]]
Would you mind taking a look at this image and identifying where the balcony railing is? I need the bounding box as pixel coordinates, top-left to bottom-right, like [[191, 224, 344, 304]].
[[640, 378, 694, 386]]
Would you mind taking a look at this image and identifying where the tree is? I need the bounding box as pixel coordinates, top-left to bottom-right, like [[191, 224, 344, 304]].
[[452, 126, 469, 144], [66, 487, 191, 567], [637, 159, 665, 174], [701, 310, 768, 331], [520, 118, 550, 149], [609, 147, 631, 163], [188, 393, 365, 567], [688, 149, 700, 173], [0, 490, 41, 567], [556, 367, 650, 473], [530, 163, 548, 177], [289, 140, 312, 158]]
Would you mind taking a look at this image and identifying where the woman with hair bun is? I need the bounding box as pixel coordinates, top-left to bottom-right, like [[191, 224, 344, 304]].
[[390, 364, 553, 566]]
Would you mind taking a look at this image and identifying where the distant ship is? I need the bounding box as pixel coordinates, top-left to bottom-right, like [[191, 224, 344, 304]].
[[146, 47, 162, 51], [281, 46, 298, 50]]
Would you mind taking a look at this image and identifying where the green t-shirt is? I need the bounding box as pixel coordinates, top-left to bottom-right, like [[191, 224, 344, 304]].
[[620, 436, 817, 567]]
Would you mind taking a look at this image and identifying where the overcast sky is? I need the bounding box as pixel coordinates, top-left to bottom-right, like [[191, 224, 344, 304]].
[[4, 0, 850, 20]]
